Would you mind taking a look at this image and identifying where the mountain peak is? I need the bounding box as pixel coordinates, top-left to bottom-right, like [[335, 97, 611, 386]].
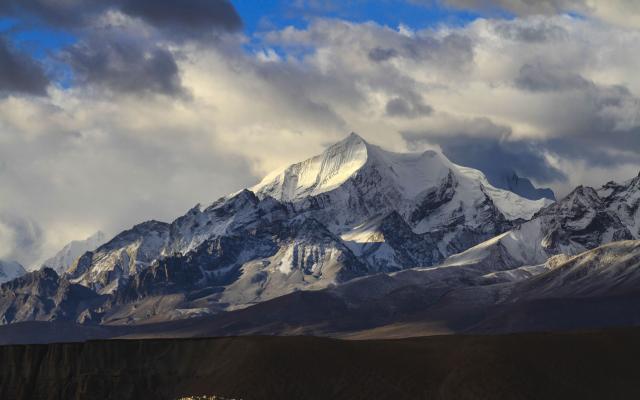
[[252, 133, 370, 201], [325, 131, 369, 154]]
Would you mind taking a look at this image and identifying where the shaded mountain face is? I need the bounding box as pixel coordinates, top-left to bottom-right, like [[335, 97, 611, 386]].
[[0, 132, 549, 325], [0, 260, 26, 284], [41, 231, 106, 275], [493, 171, 555, 201], [0, 268, 102, 325], [439, 144, 556, 201], [127, 239, 640, 339]]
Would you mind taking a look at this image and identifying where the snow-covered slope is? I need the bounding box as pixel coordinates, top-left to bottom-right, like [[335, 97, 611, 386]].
[[253, 133, 548, 224], [253, 133, 549, 268], [508, 240, 640, 300], [0, 260, 26, 284], [438, 174, 640, 274], [41, 231, 106, 275]]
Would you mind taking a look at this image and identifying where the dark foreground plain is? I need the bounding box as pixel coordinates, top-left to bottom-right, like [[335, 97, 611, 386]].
[[2, 329, 640, 400]]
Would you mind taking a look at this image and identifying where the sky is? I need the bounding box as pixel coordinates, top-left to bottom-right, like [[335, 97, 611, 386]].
[[1, 0, 640, 267]]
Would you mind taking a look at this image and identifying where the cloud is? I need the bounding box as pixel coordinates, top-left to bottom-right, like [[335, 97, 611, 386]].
[[0, 213, 44, 266], [119, 0, 242, 39], [442, 0, 583, 16], [440, 0, 640, 29], [63, 31, 185, 96], [0, 0, 242, 35], [492, 18, 569, 42], [402, 116, 567, 184], [385, 93, 433, 118], [514, 62, 590, 92], [368, 47, 398, 62], [0, 36, 49, 95], [0, 0, 242, 97]]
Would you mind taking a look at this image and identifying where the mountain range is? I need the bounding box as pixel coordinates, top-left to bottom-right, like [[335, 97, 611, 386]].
[[1, 133, 639, 341]]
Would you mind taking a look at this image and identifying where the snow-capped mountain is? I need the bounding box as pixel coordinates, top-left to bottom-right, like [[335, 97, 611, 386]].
[[41, 231, 106, 274], [25, 132, 546, 323], [252, 133, 548, 222], [0, 260, 26, 284], [252, 133, 549, 269], [439, 174, 640, 274]]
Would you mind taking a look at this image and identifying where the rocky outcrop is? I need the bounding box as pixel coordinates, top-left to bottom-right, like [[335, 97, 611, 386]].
[[0, 268, 102, 325]]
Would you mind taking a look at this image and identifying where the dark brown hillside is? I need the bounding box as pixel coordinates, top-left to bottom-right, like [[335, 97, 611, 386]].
[[2, 329, 640, 400]]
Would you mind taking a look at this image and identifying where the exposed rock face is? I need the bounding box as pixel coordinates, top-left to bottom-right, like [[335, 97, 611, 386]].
[[67, 220, 172, 293], [113, 216, 368, 310], [0, 268, 101, 325]]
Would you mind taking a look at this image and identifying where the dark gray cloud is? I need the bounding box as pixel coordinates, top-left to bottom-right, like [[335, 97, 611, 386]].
[[515, 62, 590, 92], [63, 34, 185, 96], [0, 0, 242, 96], [386, 93, 433, 118], [402, 117, 567, 184], [0, 0, 242, 36], [368, 47, 398, 62], [0, 0, 100, 27], [404, 33, 474, 66], [544, 85, 640, 166], [517, 67, 640, 167], [0, 36, 49, 95], [440, 0, 585, 16], [119, 0, 242, 39], [493, 19, 569, 42]]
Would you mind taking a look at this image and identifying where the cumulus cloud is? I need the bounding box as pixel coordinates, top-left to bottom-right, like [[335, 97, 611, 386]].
[[0, 0, 242, 97], [63, 31, 186, 96], [0, 36, 49, 96], [386, 93, 433, 118], [514, 62, 590, 92]]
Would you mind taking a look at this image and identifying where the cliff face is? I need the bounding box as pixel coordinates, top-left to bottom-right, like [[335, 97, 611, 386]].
[[3, 331, 640, 400]]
